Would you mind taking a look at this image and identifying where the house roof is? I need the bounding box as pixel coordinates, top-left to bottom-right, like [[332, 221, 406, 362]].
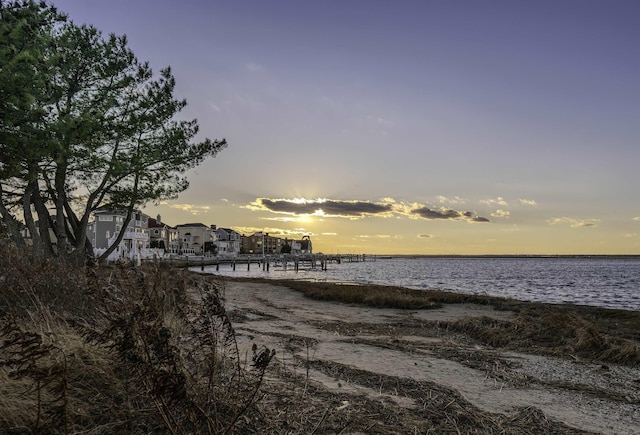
[[148, 217, 175, 229], [176, 223, 210, 228], [217, 227, 239, 234], [93, 209, 128, 215], [93, 208, 147, 217]]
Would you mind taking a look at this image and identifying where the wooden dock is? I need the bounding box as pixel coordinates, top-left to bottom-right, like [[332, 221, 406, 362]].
[[157, 253, 375, 272]]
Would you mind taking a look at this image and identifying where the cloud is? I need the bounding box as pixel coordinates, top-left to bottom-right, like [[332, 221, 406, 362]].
[[247, 197, 491, 223], [233, 225, 314, 237], [411, 206, 490, 223], [519, 199, 537, 206], [417, 234, 433, 239], [260, 216, 308, 222], [436, 195, 464, 204], [249, 198, 394, 219], [547, 217, 599, 228], [481, 197, 508, 206], [491, 209, 511, 218], [168, 204, 211, 215], [355, 234, 392, 239], [633, 217, 640, 222]]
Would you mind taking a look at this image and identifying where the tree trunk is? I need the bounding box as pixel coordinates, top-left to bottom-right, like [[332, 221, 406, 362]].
[[54, 159, 69, 255], [30, 185, 55, 256], [0, 186, 26, 247], [22, 183, 43, 253]]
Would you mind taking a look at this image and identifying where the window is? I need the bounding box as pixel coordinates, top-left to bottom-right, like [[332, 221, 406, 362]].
[[98, 215, 112, 221]]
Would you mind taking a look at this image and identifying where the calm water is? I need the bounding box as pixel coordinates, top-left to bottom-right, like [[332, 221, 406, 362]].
[[199, 256, 640, 311]]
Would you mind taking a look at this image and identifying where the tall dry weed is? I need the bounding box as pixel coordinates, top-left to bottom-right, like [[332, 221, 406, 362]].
[[0, 244, 93, 318], [80, 262, 275, 434], [1, 246, 274, 434]]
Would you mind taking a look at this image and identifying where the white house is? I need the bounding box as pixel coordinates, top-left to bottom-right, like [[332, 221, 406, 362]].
[[175, 223, 216, 255], [290, 235, 312, 255]]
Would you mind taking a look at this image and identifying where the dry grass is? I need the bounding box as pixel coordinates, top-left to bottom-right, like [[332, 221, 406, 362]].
[[217, 277, 443, 309], [443, 309, 640, 365], [216, 276, 640, 367], [252, 357, 589, 434], [0, 247, 274, 434]]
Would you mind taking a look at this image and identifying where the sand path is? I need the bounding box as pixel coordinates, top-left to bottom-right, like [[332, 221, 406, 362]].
[[221, 281, 640, 434]]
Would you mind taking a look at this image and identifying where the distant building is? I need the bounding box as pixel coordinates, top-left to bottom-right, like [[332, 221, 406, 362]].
[[148, 214, 178, 253], [215, 227, 241, 257], [242, 231, 283, 255], [290, 235, 313, 254], [175, 223, 216, 255], [87, 209, 149, 260]]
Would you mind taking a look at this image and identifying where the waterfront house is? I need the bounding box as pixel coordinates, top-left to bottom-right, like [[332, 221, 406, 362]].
[[148, 214, 178, 253], [242, 231, 283, 255], [175, 223, 216, 255], [215, 227, 241, 257], [87, 209, 150, 260], [290, 235, 313, 255]]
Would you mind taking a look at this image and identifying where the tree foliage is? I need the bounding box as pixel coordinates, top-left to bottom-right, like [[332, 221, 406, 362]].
[[0, 0, 226, 261], [204, 240, 216, 255], [280, 242, 291, 254]]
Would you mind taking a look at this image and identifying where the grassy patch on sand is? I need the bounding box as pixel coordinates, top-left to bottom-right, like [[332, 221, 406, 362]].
[[215, 276, 640, 366]]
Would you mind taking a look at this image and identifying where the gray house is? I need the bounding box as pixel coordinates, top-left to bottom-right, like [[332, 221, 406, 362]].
[[87, 209, 150, 260], [215, 227, 241, 257]]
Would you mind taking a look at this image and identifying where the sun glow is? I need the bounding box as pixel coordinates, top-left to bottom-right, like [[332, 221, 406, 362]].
[[297, 211, 326, 223]]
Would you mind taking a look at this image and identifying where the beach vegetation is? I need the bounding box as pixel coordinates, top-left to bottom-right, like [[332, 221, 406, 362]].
[[223, 277, 640, 366], [0, 244, 273, 433]]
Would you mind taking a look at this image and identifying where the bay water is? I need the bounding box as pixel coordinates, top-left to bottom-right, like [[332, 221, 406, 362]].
[[200, 256, 640, 311]]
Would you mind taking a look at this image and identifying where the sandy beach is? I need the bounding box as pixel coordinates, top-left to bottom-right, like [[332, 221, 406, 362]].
[[218, 279, 640, 434]]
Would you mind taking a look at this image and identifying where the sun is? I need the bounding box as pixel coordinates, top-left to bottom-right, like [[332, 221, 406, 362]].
[[295, 215, 315, 224]]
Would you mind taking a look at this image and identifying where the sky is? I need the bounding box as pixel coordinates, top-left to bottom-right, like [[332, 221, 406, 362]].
[[51, 0, 639, 255]]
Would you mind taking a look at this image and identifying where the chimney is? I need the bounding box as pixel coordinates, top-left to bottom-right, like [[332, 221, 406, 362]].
[[157, 214, 161, 224]]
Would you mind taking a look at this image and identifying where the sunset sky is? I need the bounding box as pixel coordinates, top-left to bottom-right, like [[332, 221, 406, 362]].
[[53, 0, 639, 255]]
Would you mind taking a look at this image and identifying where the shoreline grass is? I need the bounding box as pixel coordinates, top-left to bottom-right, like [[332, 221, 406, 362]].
[[211, 275, 640, 366]]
